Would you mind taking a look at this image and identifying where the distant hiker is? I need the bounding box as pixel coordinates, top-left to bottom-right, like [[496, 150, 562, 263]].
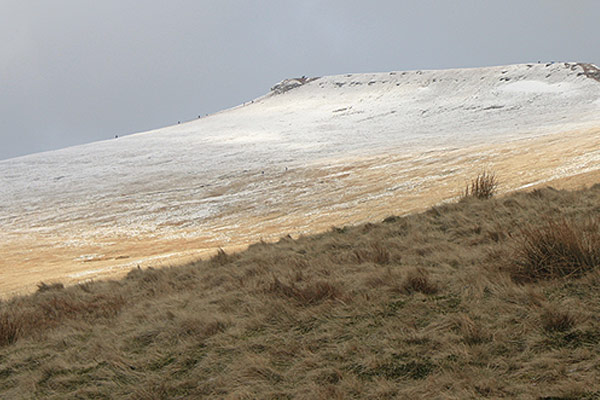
[[115, 135, 118, 139], [178, 121, 181, 124]]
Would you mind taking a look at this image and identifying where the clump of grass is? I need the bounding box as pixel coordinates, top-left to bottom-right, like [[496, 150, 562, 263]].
[[454, 314, 491, 345], [268, 278, 343, 306], [210, 248, 230, 266], [541, 307, 576, 332], [0, 312, 21, 346], [512, 217, 600, 281], [37, 293, 126, 320], [401, 268, 438, 295], [464, 170, 498, 199], [353, 243, 391, 265], [36, 282, 64, 293]]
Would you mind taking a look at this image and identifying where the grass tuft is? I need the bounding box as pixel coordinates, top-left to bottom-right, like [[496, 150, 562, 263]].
[[36, 282, 65, 293], [0, 312, 21, 346], [512, 217, 600, 281], [353, 243, 392, 265], [541, 307, 576, 332], [464, 170, 498, 199], [210, 248, 230, 266], [401, 268, 438, 295], [268, 278, 343, 306]]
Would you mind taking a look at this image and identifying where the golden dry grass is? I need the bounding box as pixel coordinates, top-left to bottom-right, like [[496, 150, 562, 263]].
[[2, 184, 600, 398], [463, 170, 498, 200], [512, 217, 600, 281]]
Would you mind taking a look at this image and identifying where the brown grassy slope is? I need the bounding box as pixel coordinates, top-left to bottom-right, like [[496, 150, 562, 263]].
[[2, 186, 600, 399]]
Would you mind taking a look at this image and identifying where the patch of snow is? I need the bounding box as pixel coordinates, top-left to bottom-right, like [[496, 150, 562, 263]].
[[500, 80, 573, 94]]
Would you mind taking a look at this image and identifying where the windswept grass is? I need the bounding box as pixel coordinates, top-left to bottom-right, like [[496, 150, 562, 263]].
[[512, 217, 600, 281], [401, 268, 439, 295], [464, 170, 498, 199], [268, 278, 345, 306], [0, 311, 21, 347], [1, 183, 600, 398]]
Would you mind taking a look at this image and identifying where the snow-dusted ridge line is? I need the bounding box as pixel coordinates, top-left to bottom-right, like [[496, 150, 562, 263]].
[[1, 62, 598, 162]]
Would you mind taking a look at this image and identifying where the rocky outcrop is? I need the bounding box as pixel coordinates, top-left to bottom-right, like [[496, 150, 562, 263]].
[[575, 63, 600, 82], [270, 76, 319, 94]]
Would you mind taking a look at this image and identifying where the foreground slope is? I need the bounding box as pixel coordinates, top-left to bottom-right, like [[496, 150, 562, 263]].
[[1, 62, 600, 295], [1, 184, 600, 398]]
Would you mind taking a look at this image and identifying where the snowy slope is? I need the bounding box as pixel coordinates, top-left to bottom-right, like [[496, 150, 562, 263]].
[[2, 62, 600, 295]]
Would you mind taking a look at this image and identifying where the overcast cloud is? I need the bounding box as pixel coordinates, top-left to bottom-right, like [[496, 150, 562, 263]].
[[1, 0, 599, 160]]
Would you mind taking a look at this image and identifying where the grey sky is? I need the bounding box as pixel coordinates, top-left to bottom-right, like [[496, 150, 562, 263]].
[[1, 0, 599, 160]]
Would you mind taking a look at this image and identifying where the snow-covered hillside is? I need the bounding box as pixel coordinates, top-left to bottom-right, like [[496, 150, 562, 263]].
[[2, 62, 600, 296]]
